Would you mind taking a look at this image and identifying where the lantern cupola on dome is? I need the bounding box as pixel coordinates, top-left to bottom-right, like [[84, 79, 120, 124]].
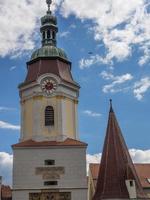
[[30, 0, 68, 61], [41, 0, 58, 47]]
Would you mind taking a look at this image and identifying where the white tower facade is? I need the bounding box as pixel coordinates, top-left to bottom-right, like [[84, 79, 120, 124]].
[[12, 1, 87, 199]]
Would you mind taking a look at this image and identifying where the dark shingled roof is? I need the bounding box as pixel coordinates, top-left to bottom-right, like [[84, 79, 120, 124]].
[[93, 103, 148, 200]]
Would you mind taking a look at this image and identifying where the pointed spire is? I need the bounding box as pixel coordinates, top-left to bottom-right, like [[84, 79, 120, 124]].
[[93, 101, 147, 200]]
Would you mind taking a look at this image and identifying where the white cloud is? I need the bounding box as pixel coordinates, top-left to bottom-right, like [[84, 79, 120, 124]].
[[133, 77, 150, 100], [130, 149, 150, 163], [0, 152, 13, 185], [0, 121, 20, 130], [0, 107, 15, 112], [9, 66, 17, 71], [87, 149, 150, 172], [83, 110, 102, 117], [100, 71, 133, 93], [86, 153, 101, 172], [70, 24, 76, 29], [59, 0, 150, 66], [79, 54, 110, 69], [101, 71, 116, 80], [0, 0, 47, 58], [138, 44, 150, 66], [59, 31, 70, 38]]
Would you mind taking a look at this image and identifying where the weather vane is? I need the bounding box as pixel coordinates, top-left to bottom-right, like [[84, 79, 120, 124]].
[[46, 0, 52, 12]]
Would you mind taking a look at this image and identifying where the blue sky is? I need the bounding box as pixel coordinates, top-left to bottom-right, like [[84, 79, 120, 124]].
[[0, 0, 150, 184]]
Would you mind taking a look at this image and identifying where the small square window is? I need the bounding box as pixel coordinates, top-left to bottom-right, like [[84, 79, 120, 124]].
[[44, 160, 55, 165], [130, 180, 133, 187], [44, 181, 57, 186]]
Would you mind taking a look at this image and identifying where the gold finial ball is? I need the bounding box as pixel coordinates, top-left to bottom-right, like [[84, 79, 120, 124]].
[[46, 0, 52, 5]]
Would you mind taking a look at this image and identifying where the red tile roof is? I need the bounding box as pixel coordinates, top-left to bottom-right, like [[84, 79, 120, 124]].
[[93, 103, 147, 199], [90, 163, 150, 189], [1, 185, 12, 200], [135, 164, 150, 188], [89, 164, 100, 189], [12, 138, 87, 148]]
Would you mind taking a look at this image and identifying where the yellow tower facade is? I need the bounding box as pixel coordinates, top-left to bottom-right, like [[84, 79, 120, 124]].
[[19, 69, 79, 142]]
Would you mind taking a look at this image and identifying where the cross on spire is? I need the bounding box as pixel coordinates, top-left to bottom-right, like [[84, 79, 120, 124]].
[[46, 0, 52, 12]]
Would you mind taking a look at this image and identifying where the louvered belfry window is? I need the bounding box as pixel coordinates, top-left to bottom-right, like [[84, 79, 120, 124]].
[[45, 106, 54, 126]]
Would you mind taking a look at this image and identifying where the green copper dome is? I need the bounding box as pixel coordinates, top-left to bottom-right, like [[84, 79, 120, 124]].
[[31, 45, 68, 61]]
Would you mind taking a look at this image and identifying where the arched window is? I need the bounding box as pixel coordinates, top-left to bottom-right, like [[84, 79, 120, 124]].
[[47, 30, 50, 39], [43, 31, 45, 40], [45, 106, 54, 126], [52, 31, 55, 40]]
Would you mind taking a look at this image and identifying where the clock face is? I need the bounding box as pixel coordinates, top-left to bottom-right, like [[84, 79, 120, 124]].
[[40, 77, 57, 96]]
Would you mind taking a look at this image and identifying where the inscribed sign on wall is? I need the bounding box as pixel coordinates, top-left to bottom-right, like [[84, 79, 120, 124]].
[[35, 167, 65, 179], [29, 192, 71, 200]]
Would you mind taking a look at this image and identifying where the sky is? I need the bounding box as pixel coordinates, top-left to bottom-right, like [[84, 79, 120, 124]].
[[0, 0, 150, 185]]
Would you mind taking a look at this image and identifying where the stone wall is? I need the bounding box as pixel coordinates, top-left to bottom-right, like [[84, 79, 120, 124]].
[[12, 146, 87, 200]]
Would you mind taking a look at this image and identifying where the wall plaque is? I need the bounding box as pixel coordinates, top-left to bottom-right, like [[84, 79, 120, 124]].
[[35, 167, 65, 180], [29, 192, 71, 200]]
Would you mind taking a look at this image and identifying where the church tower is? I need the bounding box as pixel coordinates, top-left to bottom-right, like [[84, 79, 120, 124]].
[[12, 1, 87, 199], [19, 0, 79, 142]]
